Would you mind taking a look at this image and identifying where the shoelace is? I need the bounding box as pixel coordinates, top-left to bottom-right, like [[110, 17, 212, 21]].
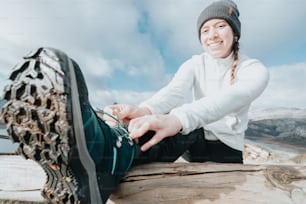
[[95, 107, 128, 132], [95, 108, 135, 175]]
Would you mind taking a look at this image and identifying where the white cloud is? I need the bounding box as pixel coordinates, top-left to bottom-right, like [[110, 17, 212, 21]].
[[140, 0, 208, 59], [89, 89, 153, 108], [253, 63, 306, 108], [0, 0, 171, 89], [238, 0, 306, 64], [84, 55, 114, 77], [0, 0, 306, 109], [94, 62, 306, 109]]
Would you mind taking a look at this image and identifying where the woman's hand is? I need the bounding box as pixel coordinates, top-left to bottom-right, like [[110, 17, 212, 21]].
[[101, 104, 151, 127], [128, 114, 182, 151]]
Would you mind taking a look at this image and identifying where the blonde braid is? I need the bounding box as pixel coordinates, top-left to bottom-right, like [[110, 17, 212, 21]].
[[230, 39, 239, 85]]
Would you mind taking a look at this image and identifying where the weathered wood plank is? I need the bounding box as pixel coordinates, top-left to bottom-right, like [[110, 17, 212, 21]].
[[111, 163, 306, 204], [0, 156, 305, 204]]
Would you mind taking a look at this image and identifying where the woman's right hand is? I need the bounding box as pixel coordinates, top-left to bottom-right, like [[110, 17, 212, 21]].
[[101, 104, 151, 127]]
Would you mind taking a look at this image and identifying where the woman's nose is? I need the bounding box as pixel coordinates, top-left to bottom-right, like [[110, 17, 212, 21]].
[[207, 28, 218, 39]]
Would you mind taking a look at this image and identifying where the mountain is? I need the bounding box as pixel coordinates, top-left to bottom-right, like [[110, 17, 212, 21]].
[[248, 107, 306, 121], [246, 107, 306, 153]]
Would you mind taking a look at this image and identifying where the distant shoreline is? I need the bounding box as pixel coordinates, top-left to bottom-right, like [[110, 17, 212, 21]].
[[246, 138, 306, 154]]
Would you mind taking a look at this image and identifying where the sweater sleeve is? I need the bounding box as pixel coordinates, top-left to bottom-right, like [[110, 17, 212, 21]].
[[139, 56, 199, 114], [170, 59, 269, 134]]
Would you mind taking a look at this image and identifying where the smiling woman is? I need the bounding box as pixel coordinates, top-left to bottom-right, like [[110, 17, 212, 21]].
[[200, 19, 235, 58], [104, 0, 269, 157], [0, 1, 269, 204]]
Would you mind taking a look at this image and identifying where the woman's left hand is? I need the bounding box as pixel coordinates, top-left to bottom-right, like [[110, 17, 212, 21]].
[[128, 114, 182, 151]]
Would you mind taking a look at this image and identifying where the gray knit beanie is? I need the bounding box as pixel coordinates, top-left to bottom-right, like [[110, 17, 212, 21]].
[[197, 0, 241, 40]]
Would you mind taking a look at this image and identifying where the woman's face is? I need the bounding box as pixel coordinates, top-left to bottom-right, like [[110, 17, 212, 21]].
[[200, 19, 234, 58]]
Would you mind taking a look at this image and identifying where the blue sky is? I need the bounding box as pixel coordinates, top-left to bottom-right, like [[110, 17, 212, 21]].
[[0, 0, 306, 109]]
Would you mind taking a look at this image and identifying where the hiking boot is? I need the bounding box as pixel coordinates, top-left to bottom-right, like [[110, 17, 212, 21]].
[[0, 47, 136, 203]]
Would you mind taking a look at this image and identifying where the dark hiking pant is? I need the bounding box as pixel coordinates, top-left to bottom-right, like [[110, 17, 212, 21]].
[[133, 128, 243, 166]]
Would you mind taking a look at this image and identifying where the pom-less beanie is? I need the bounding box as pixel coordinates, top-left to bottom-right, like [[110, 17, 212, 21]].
[[197, 0, 241, 40]]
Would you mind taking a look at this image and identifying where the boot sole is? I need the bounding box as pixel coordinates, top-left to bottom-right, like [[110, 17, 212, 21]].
[[0, 48, 102, 203]]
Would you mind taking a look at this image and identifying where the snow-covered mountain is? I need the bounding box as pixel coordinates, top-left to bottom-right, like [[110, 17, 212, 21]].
[[246, 107, 306, 153], [248, 107, 306, 121]]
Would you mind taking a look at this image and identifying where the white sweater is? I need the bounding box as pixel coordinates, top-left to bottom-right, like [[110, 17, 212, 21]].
[[140, 52, 269, 151]]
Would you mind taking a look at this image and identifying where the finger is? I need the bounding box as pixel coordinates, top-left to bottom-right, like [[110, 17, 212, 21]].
[[117, 105, 133, 119], [108, 104, 121, 111], [102, 107, 115, 118], [140, 133, 163, 152], [103, 105, 127, 123], [116, 107, 129, 119], [102, 111, 118, 123], [128, 116, 143, 132], [129, 121, 151, 139], [122, 118, 130, 126], [103, 105, 114, 113], [104, 105, 123, 116], [112, 105, 123, 114]]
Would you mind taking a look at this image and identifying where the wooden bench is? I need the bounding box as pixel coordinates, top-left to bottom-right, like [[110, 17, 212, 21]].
[[0, 155, 305, 204]]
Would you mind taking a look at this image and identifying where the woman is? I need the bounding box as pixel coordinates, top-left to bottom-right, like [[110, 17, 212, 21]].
[[104, 0, 269, 163], [1, 0, 269, 203]]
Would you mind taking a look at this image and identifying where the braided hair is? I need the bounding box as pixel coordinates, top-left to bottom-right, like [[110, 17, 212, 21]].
[[230, 37, 239, 85]]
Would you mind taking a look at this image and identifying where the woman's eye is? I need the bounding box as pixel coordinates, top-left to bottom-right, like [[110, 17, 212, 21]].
[[218, 24, 226, 28], [201, 29, 208, 34]]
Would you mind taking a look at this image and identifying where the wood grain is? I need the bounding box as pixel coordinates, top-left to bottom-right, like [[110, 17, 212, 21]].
[[0, 156, 305, 204]]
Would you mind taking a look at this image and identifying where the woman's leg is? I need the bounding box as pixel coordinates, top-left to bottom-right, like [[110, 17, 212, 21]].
[[188, 139, 243, 163], [133, 129, 243, 164], [0, 47, 136, 203], [133, 128, 205, 165]]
